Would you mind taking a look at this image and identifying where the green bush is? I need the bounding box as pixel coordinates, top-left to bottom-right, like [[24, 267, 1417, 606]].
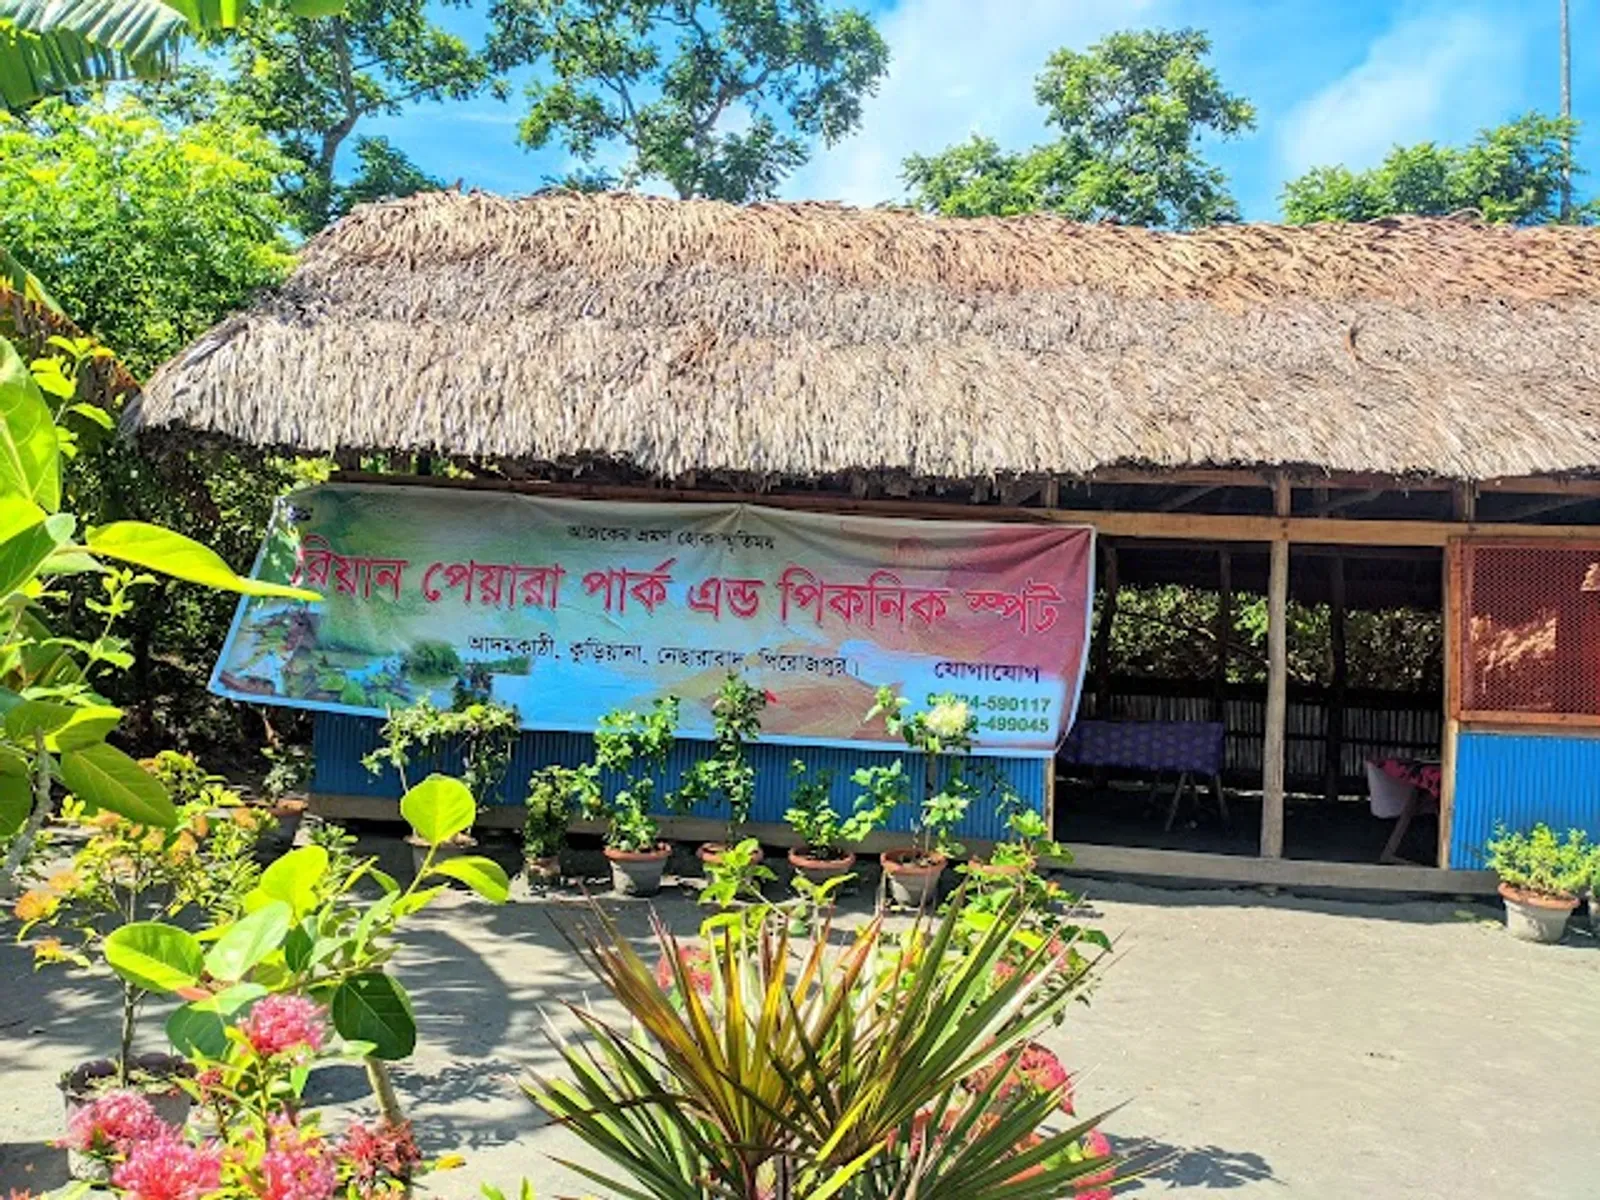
[[1485, 824, 1596, 899]]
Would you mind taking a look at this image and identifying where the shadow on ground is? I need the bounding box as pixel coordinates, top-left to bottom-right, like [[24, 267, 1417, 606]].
[[1116, 1136, 1278, 1190]]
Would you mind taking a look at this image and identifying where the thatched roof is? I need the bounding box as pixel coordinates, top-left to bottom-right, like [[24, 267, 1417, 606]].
[[130, 190, 1600, 485]]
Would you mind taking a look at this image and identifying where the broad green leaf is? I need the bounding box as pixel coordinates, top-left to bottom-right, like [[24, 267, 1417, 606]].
[[331, 972, 416, 1061], [255, 844, 329, 918], [400, 774, 475, 846], [64, 403, 114, 431], [85, 522, 321, 600], [0, 338, 59, 511], [0, 774, 29, 836], [0, 744, 29, 775], [283, 922, 314, 973], [166, 982, 266, 1057], [287, 0, 345, 15], [204, 901, 291, 982], [0, 493, 43, 544], [60, 741, 175, 828], [5, 700, 120, 750], [427, 855, 510, 903], [103, 921, 203, 993], [0, 511, 69, 597]]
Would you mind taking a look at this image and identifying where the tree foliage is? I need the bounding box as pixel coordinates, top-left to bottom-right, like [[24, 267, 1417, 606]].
[[1282, 113, 1594, 225], [200, 0, 490, 231], [486, 0, 889, 201], [0, 96, 294, 376], [903, 27, 1254, 227]]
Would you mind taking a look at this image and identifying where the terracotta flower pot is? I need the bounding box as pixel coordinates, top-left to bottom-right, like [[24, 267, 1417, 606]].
[[1499, 882, 1577, 943], [606, 843, 672, 896], [788, 848, 857, 894], [407, 833, 477, 878], [881, 849, 947, 909], [697, 842, 765, 867], [61, 1054, 195, 1181], [524, 854, 561, 887]]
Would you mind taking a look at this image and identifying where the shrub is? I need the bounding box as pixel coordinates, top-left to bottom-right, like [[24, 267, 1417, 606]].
[[1485, 823, 1596, 899]]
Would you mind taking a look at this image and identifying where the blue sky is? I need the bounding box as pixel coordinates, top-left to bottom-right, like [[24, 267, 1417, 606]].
[[358, 0, 1598, 221]]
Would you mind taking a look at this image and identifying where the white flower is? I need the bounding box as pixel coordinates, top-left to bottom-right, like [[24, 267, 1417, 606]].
[[924, 699, 972, 740]]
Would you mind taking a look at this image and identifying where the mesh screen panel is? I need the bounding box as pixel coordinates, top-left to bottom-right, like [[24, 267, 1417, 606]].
[[1460, 542, 1600, 718]]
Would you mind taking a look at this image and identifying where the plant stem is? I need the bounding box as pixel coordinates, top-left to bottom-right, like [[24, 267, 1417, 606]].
[[365, 1057, 405, 1124], [118, 983, 138, 1087], [0, 730, 55, 898]]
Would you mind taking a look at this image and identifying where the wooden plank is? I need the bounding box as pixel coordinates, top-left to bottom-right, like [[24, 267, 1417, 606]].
[[1439, 542, 1462, 869], [306, 795, 1499, 895], [1455, 708, 1600, 729], [338, 473, 1600, 546], [1261, 477, 1291, 859]]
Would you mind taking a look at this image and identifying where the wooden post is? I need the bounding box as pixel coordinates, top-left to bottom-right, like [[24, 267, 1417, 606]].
[[1438, 540, 1462, 869], [1214, 549, 1232, 724], [1262, 478, 1291, 859], [1326, 554, 1347, 804]]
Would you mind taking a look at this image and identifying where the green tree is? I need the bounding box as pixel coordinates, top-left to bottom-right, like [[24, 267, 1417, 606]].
[[486, 0, 889, 201], [903, 27, 1254, 228], [201, 0, 490, 231], [1282, 113, 1593, 225]]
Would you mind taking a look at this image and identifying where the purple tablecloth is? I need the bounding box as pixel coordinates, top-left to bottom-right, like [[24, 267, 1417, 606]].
[[1061, 720, 1226, 775]]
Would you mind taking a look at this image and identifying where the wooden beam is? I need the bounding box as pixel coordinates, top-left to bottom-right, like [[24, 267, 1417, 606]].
[[1451, 482, 1477, 522], [1262, 477, 1291, 859], [1439, 542, 1463, 869], [340, 473, 1600, 546], [1157, 485, 1220, 511], [1314, 488, 1385, 515]]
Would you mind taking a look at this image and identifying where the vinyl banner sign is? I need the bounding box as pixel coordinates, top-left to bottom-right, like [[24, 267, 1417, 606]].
[[213, 484, 1094, 755]]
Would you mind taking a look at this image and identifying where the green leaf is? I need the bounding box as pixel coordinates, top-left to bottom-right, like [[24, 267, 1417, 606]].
[[427, 855, 510, 903], [283, 922, 314, 973], [331, 972, 416, 1061], [255, 845, 328, 918], [0, 510, 69, 597], [85, 522, 321, 600], [167, 983, 266, 1058], [0, 774, 30, 836], [103, 921, 203, 993], [64, 403, 114, 431], [59, 741, 175, 828], [0, 338, 59, 511], [203, 901, 291, 982], [287, 0, 345, 15], [400, 774, 475, 846], [5, 700, 121, 750]]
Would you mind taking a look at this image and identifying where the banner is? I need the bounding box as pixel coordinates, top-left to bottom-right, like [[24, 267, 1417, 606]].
[[213, 484, 1094, 755]]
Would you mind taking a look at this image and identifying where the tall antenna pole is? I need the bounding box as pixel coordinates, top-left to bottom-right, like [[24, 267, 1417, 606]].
[[1561, 0, 1573, 220]]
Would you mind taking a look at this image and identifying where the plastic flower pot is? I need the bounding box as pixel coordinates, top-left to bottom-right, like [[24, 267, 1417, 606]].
[[881, 849, 947, 909], [61, 1054, 195, 1181], [1499, 882, 1577, 943], [787, 848, 857, 893], [606, 844, 672, 896]]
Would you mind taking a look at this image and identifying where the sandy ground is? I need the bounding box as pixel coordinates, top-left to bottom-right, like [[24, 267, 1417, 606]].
[[4, 860, 1600, 1200]]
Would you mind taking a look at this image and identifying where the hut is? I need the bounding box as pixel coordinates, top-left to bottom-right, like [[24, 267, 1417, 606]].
[[131, 190, 1600, 893]]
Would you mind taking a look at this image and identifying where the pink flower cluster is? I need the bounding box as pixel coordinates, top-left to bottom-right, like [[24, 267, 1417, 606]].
[[964, 1041, 1075, 1114], [340, 1119, 423, 1199], [112, 1137, 222, 1200], [238, 994, 327, 1060], [654, 944, 714, 1000], [62, 1090, 166, 1157], [257, 1117, 338, 1200]]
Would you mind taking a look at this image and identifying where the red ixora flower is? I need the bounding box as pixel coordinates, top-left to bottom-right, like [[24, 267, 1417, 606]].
[[259, 1116, 337, 1200], [654, 944, 714, 999], [964, 1042, 1075, 1114], [111, 1134, 222, 1200], [238, 994, 327, 1060], [339, 1119, 423, 1199], [61, 1089, 166, 1156]]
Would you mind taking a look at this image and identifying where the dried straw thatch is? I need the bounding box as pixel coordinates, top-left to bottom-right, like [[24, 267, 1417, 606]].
[[131, 190, 1600, 485]]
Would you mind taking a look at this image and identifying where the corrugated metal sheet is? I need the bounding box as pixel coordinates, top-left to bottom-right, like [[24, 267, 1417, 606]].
[[312, 712, 1042, 842], [1450, 729, 1600, 868]]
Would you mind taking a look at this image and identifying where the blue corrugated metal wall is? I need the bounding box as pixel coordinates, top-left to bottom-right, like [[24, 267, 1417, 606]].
[[1450, 729, 1600, 868], [312, 712, 1042, 842]]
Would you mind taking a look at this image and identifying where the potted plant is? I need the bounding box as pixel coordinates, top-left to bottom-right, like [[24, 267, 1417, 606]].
[[865, 688, 978, 909], [966, 777, 1058, 882], [591, 698, 680, 896], [258, 742, 312, 856], [363, 697, 520, 873], [1484, 823, 1594, 943], [784, 759, 881, 890], [523, 763, 598, 886], [697, 836, 775, 908], [676, 674, 768, 868]]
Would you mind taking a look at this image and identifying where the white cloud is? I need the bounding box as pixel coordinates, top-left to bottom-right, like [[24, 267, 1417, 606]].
[[785, 0, 1168, 205], [1275, 8, 1529, 180]]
